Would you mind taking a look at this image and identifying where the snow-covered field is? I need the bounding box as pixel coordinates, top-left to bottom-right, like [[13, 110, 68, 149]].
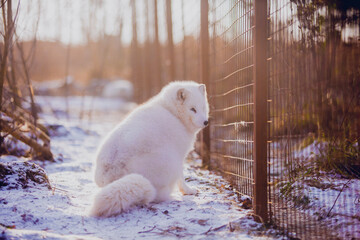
[[0, 96, 280, 240]]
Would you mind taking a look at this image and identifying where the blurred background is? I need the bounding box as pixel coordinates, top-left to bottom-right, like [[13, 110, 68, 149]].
[[1, 0, 203, 102]]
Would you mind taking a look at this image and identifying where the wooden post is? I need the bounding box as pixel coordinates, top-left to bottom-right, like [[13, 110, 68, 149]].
[[253, 0, 268, 222], [166, 0, 175, 83], [201, 0, 210, 168]]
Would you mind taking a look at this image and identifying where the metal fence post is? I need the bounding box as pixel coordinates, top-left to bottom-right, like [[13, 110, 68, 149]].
[[253, 0, 268, 222], [200, 0, 210, 168]]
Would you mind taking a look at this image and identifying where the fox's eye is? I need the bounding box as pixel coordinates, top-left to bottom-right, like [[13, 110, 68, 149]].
[[190, 108, 197, 113]]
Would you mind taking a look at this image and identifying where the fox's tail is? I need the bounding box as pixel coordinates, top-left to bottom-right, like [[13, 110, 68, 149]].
[[90, 173, 156, 217]]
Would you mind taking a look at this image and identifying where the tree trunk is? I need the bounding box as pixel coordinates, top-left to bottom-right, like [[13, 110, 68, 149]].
[[0, 0, 11, 111], [153, 0, 162, 92], [166, 0, 175, 83]]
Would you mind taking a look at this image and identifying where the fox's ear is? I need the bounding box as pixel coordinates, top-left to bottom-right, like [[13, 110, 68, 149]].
[[199, 84, 206, 95], [177, 88, 187, 103]]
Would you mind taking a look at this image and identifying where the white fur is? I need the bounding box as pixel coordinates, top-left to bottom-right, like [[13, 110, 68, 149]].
[[90, 174, 156, 217], [91, 81, 209, 217]]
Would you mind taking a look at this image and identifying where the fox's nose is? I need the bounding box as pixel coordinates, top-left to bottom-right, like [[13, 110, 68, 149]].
[[203, 120, 208, 126]]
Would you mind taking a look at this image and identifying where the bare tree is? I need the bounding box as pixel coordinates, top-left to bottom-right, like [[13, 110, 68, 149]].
[[165, 0, 175, 83], [153, 0, 162, 91], [0, 0, 14, 110], [181, 0, 187, 80], [0, 0, 53, 160], [130, 0, 142, 102]]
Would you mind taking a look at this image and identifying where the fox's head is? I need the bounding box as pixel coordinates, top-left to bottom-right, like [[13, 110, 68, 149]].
[[162, 81, 209, 133]]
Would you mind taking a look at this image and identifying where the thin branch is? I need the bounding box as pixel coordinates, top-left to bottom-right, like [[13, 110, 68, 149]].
[[138, 226, 156, 234], [0, 119, 53, 161], [1, 121, 23, 139], [16, 41, 38, 122], [0, 0, 10, 110], [0, 0, 7, 9], [2, 108, 50, 144], [327, 179, 352, 217]]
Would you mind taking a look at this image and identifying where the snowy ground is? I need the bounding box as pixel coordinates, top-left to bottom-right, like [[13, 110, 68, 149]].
[[270, 140, 360, 239], [0, 96, 281, 240]]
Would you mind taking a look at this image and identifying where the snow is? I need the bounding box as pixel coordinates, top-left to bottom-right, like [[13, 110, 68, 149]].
[[271, 140, 360, 239], [297, 178, 360, 238], [0, 160, 50, 190], [0, 97, 280, 240], [102, 80, 133, 100]]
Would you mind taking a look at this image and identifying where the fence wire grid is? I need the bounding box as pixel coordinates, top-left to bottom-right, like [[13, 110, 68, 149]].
[[130, 0, 360, 239], [208, 0, 255, 198]]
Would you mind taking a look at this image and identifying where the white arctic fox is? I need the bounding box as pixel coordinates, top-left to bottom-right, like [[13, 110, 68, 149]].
[[90, 81, 209, 217]]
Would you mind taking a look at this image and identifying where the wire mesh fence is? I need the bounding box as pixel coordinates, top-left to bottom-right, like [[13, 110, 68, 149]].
[[267, 0, 360, 238], [130, 0, 360, 239], [208, 0, 255, 198]]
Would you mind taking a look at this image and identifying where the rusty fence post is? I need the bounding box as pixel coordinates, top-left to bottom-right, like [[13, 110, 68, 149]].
[[200, 0, 210, 168], [253, 0, 268, 222]]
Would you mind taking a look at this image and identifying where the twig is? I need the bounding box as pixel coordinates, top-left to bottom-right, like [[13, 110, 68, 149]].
[[203, 227, 213, 235], [52, 186, 69, 193], [138, 226, 156, 234], [2, 108, 50, 143], [0, 119, 53, 160], [327, 179, 352, 217], [1, 121, 23, 139], [2, 99, 49, 134], [210, 224, 227, 232], [0, 0, 8, 9], [16, 40, 38, 122]]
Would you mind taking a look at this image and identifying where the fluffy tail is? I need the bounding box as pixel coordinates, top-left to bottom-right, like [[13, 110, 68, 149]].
[[90, 173, 156, 217]]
